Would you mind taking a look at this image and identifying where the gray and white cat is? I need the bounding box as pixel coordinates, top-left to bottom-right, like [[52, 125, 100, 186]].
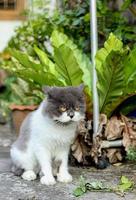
[[10, 85, 86, 185]]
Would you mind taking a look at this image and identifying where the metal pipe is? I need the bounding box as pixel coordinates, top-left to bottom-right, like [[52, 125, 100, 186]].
[[90, 0, 99, 137], [49, 0, 56, 17], [101, 140, 123, 149]]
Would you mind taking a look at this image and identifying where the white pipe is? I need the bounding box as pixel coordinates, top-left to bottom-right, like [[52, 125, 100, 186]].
[[101, 140, 123, 149], [90, 0, 99, 136], [28, 0, 33, 20], [49, 0, 56, 17]]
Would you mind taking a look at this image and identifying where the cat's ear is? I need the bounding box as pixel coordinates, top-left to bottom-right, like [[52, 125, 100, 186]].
[[43, 86, 54, 99], [42, 86, 50, 94], [42, 86, 53, 96], [78, 84, 84, 92]]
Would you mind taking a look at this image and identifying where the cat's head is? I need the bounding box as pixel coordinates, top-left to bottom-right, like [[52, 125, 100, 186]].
[[43, 85, 86, 124]]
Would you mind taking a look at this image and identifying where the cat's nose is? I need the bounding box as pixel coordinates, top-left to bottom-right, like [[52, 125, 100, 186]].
[[69, 113, 74, 118]]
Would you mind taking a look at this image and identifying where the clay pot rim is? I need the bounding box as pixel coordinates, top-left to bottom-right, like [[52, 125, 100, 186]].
[[9, 104, 38, 111]]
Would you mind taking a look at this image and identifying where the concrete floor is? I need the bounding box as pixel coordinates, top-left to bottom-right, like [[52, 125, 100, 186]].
[[0, 124, 136, 200]]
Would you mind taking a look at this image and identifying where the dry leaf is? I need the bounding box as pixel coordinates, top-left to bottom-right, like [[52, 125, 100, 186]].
[[71, 137, 83, 163], [84, 120, 93, 145], [71, 135, 93, 165], [76, 120, 87, 136], [105, 116, 124, 140], [121, 115, 136, 151], [71, 120, 93, 165], [90, 136, 102, 164], [106, 148, 123, 164], [97, 114, 107, 137], [100, 114, 107, 125]]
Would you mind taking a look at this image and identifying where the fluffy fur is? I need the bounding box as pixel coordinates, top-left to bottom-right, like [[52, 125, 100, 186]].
[[10, 85, 86, 185]]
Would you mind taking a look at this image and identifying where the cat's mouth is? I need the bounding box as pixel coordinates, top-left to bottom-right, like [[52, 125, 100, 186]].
[[54, 120, 74, 126]]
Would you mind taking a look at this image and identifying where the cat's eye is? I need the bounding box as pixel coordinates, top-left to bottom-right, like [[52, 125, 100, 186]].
[[75, 105, 80, 111], [59, 105, 67, 112]]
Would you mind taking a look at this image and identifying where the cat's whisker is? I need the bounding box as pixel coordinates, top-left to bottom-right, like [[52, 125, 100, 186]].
[[54, 120, 74, 127]]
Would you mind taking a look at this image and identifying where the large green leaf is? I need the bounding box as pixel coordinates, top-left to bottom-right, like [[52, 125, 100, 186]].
[[51, 30, 76, 50], [5, 50, 64, 88], [96, 33, 123, 72], [97, 51, 125, 115], [54, 45, 83, 85], [124, 48, 136, 93], [110, 47, 136, 116], [34, 46, 56, 75], [13, 68, 64, 87], [96, 33, 136, 117], [9, 49, 43, 72], [51, 30, 92, 89], [23, 71, 63, 86]]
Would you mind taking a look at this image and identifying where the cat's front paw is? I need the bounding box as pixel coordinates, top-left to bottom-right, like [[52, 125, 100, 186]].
[[22, 170, 37, 181], [57, 172, 73, 183], [40, 176, 56, 185]]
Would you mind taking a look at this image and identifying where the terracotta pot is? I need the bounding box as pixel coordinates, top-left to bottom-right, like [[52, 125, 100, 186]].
[[10, 105, 38, 135]]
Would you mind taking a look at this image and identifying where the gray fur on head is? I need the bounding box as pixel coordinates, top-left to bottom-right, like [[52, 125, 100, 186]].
[[42, 85, 86, 120]]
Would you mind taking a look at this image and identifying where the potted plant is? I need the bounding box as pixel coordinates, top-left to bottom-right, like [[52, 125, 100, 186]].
[[9, 78, 39, 135], [0, 74, 40, 134]]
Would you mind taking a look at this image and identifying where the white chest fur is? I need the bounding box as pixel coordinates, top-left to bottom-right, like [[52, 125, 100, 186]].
[[30, 105, 77, 155]]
